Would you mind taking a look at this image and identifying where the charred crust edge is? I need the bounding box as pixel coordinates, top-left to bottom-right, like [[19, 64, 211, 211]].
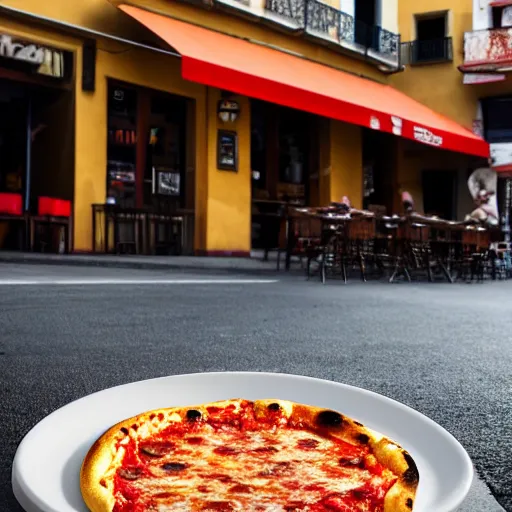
[[402, 451, 420, 486], [316, 409, 344, 428], [186, 409, 202, 421], [267, 402, 281, 412], [356, 433, 370, 444], [406, 497, 414, 509]]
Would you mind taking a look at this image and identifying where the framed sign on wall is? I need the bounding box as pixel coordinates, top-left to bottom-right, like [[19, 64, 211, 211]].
[[217, 130, 238, 172]]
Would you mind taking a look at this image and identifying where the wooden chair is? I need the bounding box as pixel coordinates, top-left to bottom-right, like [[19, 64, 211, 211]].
[[277, 210, 323, 274]]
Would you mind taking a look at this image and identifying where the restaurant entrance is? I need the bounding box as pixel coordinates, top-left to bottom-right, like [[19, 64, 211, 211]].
[[0, 78, 74, 251], [250, 99, 316, 251], [362, 128, 396, 215], [99, 81, 194, 255]]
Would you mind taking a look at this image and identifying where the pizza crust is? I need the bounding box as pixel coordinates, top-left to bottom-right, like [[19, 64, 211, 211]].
[[269, 400, 419, 512], [258, 400, 418, 512], [80, 398, 419, 512]]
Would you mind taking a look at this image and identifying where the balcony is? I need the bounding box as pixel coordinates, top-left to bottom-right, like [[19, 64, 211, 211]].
[[462, 27, 512, 73], [213, 0, 401, 69], [401, 37, 453, 65]]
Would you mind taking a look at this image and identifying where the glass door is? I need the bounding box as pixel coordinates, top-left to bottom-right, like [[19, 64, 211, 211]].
[[144, 93, 186, 213], [106, 84, 137, 207]]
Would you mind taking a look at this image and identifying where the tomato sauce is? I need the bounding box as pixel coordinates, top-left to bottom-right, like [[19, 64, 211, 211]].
[[112, 401, 395, 512]]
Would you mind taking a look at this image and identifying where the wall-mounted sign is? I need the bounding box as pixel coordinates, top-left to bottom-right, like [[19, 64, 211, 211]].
[[0, 33, 68, 79], [391, 116, 402, 136], [413, 126, 443, 147], [217, 130, 238, 171]]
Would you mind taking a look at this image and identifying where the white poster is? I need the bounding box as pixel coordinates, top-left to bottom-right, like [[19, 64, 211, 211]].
[[467, 167, 499, 226], [491, 142, 512, 171], [502, 6, 512, 27]]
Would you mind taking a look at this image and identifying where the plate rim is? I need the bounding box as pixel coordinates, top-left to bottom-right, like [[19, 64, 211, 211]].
[[12, 371, 474, 512]]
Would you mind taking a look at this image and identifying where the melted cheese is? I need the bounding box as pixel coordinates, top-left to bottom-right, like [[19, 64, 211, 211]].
[[113, 425, 391, 511]]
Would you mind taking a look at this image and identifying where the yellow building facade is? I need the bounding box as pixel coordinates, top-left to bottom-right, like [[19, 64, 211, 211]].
[[391, 0, 512, 218], [0, 0, 489, 256]]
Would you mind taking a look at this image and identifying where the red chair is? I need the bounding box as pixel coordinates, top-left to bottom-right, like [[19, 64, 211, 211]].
[[38, 197, 72, 218], [0, 193, 25, 250], [32, 197, 73, 253], [0, 193, 23, 216]]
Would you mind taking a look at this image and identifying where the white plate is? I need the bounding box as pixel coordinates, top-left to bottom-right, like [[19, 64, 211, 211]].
[[12, 372, 473, 512]]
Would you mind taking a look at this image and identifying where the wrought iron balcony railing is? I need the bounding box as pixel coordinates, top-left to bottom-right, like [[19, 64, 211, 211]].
[[265, 0, 305, 27], [401, 37, 453, 65], [463, 27, 512, 71], [264, 0, 400, 66]]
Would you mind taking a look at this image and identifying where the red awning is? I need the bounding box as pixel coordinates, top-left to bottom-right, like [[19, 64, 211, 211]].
[[489, 0, 512, 7], [493, 163, 512, 174], [119, 4, 489, 158]]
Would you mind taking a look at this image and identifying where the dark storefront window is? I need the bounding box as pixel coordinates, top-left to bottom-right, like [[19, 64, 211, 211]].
[[250, 101, 312, 250], [106, 82, 187, 211], [0, 88, 27, 195], [106, 85, 137, 207], [145, 93, 186, 212], [277, 108, 310, 204], [249, 101, 311, 205], [250, 101, 266, 190], [483, 97, 512, 143]]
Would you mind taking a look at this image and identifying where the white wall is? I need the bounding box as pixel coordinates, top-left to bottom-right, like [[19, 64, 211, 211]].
[[379, 0, 398, 33], [473, 0, 492, 30], [340, 0, 354, 16]]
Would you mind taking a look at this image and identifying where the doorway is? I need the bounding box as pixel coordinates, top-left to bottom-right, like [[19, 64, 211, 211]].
[[422, 170, 456, 220], [414, 12, 448, 62], [250, 100, 314, 251], [0, 82, 27, 198], [354, 0, 378, 47], [144, 92, 187, 212], [362, 129, 395, 214], [0, 79, 73, 250], [106, 82, 189, 212]]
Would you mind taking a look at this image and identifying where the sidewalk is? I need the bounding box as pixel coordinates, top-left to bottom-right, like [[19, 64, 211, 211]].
[[0, 250, 292, 275]]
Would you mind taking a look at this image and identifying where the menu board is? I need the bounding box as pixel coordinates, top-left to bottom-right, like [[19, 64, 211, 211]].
[[217, 130, 238, 171]]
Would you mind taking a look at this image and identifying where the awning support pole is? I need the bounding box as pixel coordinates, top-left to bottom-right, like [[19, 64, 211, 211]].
[[24, 96, 32, 213], [504, 178, 511, 243]]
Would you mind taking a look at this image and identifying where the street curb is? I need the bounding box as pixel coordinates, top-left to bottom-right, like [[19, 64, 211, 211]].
[[0, 254, 292, 277]]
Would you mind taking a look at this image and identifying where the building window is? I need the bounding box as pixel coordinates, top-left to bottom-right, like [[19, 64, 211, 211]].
[[354, 0, 379, 48], [483, 97, 512, 143], [411, 11, 452, 64], [492, 5, 512, 29]]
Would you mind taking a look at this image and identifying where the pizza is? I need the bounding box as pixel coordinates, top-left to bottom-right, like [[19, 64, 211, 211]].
[[80, 398, 419, 512]]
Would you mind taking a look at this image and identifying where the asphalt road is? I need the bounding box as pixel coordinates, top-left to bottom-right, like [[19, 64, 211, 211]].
[[0, 263, 510, 512]]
